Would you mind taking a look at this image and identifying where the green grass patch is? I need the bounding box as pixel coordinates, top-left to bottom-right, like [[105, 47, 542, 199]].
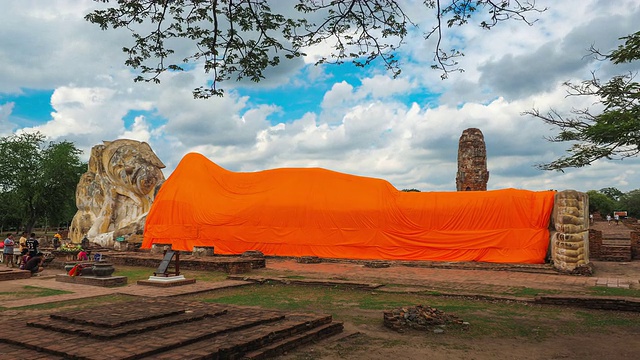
[[113, 266, 228, 283], [0, 285, 72, 300], [575, 310, 640, 328], [201, 285, 315, 310], [587, 286, 640, 298], [187, 282, 640, 341]]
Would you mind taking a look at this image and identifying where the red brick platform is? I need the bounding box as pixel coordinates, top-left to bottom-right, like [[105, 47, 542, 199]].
[[48, 251, 266, 274], [0, 298, 343, 359], [55, 273, 128, 287], [0, 268, 31, 281]]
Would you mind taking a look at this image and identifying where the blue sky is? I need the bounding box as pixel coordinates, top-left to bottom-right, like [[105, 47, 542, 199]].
[[1, 0, 639, 193]]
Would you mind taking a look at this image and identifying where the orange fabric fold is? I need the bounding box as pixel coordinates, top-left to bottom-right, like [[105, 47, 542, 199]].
[[142, 153, 555, 264]]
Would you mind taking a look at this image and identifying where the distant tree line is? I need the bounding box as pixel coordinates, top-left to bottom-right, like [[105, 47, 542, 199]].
[[0, 132, 85, 234], [587, 187, 640, 218]]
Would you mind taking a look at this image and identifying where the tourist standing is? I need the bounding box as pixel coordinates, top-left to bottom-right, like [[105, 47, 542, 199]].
[[17, 232, 28, 266], [614, 213, 620, 225], [606, 214, 612, 225], [26, 233, 39, 257], [3, 234, 15, 267]]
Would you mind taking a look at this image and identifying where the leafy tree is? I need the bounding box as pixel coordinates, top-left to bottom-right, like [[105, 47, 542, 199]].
[[599, 187, 624, 201], [525, 31, 640, 171], [586, 190, 616, 217], [86, 0, 545, 98], [0, 132, 85, 233], [0, 191, 21, 231], [617, 189, 640, 218]]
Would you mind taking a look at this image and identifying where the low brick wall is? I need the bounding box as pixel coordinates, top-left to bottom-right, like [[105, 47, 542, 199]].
[[104, 254, 264, 274], [590, 228, 633, 262], [589, 229, 603, 260], [535, 295, 640, 312], [0, 269, 32, 281], [599, 246, 632, 262], [55, 274, 128, 287], [632, 231, 640, 260]]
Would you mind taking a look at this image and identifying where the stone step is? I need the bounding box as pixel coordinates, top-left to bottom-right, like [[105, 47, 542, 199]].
[[6, 307, 288, 360], [0, 268, 32, 281], [602, 239, 631, 244], [241, 322, 345, 360], [0, 342, 67, 360], [147, 314, 341, 360], [28, 308, 216, 339], [0, 299, 338, 360], [599, 245, 632, 262], [48, 301, 191, 327]]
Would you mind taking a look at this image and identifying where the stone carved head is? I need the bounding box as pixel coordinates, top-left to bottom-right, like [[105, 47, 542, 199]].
[[102, 140, 165, 197]]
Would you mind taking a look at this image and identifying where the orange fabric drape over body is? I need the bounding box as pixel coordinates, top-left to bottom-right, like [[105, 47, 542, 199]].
[[142, 153, 556, 264]]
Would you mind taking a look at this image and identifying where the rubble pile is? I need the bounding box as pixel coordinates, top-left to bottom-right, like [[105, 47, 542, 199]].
[[383, 305, 468, 333]]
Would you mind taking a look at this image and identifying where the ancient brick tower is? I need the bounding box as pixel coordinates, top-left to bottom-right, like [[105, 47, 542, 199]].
[[456, 128, 489, 191]]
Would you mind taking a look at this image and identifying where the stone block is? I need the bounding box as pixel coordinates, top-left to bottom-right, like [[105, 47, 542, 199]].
[[150, 243, 171, 255], [192, 246, 215, 257]]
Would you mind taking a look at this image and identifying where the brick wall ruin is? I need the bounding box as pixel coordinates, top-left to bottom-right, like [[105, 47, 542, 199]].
[[456, 128, 489, 191]]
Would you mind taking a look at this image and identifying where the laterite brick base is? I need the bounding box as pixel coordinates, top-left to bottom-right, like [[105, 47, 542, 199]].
[[52, 252, 266, 274], [0, 268, 32, 281], [55, 274, 128, 287], [0, 298, 343, 359]]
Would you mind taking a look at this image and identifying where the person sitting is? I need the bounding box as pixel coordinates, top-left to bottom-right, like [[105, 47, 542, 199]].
[[77, 249, 89, 261], [23, 252, 45, 275]]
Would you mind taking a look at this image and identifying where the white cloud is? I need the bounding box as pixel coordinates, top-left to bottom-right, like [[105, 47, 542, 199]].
[[0, 102, 16, 135], [1, 0, 639, 195]]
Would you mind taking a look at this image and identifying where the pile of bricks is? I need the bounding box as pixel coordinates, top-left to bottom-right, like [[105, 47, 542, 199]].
[[383, 305, 468, 332]]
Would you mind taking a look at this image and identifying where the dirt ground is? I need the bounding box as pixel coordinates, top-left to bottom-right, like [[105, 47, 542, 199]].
[[280, 301, 640, 360], [592, 259, 640, 277], [287, 329, 640, 360]]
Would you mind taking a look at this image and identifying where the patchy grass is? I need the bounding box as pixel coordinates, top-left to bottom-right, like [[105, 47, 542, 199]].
[[0, 285, 72, 301], [186, 283, 640, 341], [113, 265, 228, 283], [1, 294, 137, 312], [586, 286, 640, 298]]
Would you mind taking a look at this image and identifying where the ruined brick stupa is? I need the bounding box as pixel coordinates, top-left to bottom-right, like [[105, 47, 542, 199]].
[[456, 128, 489, 191]]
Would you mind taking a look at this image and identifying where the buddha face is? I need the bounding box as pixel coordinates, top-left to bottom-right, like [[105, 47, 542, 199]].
[[106, 141, 165, 196]]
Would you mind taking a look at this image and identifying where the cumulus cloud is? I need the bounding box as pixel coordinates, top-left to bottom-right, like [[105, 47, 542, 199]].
[[1, 0, 640, 195], [0, 102, 16, 135]]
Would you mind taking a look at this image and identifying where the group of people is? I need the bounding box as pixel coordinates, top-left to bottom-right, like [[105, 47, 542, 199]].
[[2, 232, 45, 275], [606, 214, 622, 225]]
